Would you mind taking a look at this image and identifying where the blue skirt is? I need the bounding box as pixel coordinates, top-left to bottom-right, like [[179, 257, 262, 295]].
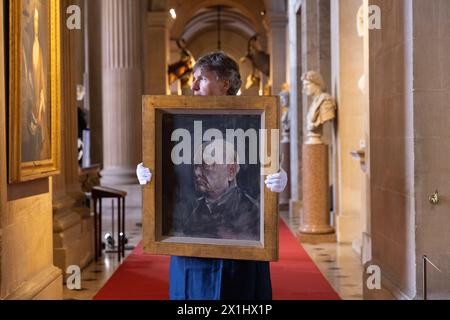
[[169, 256, 272, 300]]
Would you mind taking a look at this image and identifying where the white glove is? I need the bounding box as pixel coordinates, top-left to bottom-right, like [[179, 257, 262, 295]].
[[265, 168, 288, 193], [136, 162, 152, 185]]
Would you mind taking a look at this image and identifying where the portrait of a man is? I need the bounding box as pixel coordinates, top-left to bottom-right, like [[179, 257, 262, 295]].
[[20, 0, 50, 162], [180, 139, 260, 240], [161, 114, 262, 242]]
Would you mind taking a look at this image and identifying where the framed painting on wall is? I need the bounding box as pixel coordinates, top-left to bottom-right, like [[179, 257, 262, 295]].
[[8, 0, 60, 183], [142, 95, 280, 261]]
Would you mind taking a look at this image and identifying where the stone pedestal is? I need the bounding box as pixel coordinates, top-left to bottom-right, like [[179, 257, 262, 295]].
[[299, 143, 334, 234]]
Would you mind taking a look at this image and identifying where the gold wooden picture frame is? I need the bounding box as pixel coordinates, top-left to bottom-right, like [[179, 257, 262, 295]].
[[142, 96, 280, 261], [8, 0, 60, 183]]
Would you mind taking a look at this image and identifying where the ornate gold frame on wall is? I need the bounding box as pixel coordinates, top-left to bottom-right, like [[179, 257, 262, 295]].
[[142, 96, 280, 261], [8, 0, 61, 183]]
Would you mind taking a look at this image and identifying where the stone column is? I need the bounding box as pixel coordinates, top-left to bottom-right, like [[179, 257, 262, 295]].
[[52, 0, 94, 275], [330, 0, 365, 244], [101, 0, 143, 185], [87, 0, 103, 166], [288, 0, 322, 219], [265, 11, 288, 209], [287, 0, 334, 224], [264, 13, 288, 95], [143, 11, 172, 95], [287, 0, 301, 217]]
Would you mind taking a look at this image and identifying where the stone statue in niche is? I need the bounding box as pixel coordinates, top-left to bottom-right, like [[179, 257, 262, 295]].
[[279, 83, 290, 143], [302, 71, 337, 145]]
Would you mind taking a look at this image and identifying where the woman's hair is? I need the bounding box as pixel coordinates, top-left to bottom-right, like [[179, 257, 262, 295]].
[[193, 52, 242, 95]]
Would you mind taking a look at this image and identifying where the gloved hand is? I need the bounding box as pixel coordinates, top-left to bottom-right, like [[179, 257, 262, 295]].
[[265, 168, 288, 193], [136, 162, 152, 185]]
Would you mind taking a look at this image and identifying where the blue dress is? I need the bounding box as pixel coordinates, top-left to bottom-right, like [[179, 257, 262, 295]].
[[169, 256, 272, 300]]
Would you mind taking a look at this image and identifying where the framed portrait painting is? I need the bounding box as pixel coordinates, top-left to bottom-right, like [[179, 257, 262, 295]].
[[142, 96, 280, 261], [8, 0, 60, 183]]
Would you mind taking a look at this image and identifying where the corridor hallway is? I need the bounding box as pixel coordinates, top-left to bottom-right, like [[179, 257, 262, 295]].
[[2, 0, 450, 301], [63, 186, 362, 300]]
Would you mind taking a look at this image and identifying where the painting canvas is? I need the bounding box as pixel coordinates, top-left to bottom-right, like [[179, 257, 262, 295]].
[[142, 96, 280, 261], [8, 0, 60, 183], [161, 113, 262, 241]]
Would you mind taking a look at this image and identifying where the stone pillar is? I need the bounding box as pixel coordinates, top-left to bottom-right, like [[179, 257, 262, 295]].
[[52, 0, 94, 276], [87, 0, 103, 166], [287, 0, 336, 241], [144, 11, 172, 95], [265, 13, 288, 95], [288, 0, 323, 219], [300, 144, 334, 235], [330, 0, 365, 244], [101, 0, 143, 185], [265, 10, 288, 209], [287, 0, 301, 217]]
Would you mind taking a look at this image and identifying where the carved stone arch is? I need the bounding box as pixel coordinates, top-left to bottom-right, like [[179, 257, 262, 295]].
[[181, 8, 257, 44], [170, 0, 266, 39]]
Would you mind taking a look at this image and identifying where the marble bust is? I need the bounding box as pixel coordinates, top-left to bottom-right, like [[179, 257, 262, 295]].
[[302, 71, 337, 145]]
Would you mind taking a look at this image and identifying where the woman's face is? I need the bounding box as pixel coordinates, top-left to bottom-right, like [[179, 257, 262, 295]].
[[191, 69, 230, 96]]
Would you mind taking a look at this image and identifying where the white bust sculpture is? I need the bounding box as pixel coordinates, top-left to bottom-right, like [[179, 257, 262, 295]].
[[302, 71, 337, 145]]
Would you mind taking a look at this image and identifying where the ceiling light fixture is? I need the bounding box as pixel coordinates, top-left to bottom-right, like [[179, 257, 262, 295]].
[[170, 8, 177, 19]]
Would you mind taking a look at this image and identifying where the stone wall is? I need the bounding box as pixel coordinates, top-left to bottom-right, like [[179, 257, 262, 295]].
[[0, 2, 62, 300], [412, 0, 450, 300], [368, 0, 416, 299]]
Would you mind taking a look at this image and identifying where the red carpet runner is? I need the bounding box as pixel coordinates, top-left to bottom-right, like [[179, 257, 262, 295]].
[[94, 220, 340, 300]]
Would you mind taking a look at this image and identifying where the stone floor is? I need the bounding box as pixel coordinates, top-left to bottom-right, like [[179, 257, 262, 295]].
[[64, 186, 363, 300], [63, 185, 143, 300], [280, 211, 363, 300]]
